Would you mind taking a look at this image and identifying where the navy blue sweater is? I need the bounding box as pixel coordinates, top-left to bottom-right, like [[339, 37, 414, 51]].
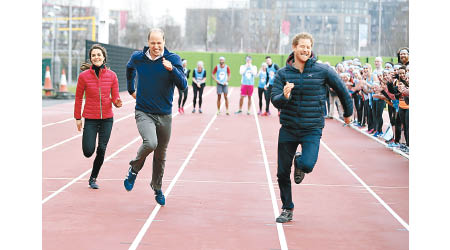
[[127, 47, 187, 115], [271, 52, 353, 130]]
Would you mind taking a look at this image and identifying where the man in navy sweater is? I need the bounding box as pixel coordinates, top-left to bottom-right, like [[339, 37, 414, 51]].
[[271, 32, 353, 223], [123, 28, 187, 206]]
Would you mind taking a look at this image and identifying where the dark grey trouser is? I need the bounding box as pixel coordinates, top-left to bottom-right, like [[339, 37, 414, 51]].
[[130, 110, 172, 191]]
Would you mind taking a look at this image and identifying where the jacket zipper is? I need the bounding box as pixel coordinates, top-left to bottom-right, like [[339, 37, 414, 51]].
[[95, 70, 103, 119]]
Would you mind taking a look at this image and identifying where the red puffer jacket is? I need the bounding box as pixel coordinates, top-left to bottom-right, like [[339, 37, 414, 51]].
[[74, 66, 121, 119]]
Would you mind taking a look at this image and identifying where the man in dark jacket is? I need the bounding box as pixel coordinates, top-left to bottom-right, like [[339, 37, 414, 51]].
[[271, 32, 353, 223], [123, 28, 187, 206]]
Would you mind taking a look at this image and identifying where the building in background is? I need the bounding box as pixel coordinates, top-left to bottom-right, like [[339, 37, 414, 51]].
[[184, 0, 408, 56]]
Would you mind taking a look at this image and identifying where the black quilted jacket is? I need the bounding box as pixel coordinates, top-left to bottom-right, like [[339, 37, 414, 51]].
[[271, 52, 353, 130]]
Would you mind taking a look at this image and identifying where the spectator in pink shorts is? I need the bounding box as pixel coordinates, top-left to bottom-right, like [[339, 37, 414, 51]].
[[235, 56, 257, 115]]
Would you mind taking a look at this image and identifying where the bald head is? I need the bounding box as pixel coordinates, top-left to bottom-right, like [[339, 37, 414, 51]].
[[147, 28, 165, 41]]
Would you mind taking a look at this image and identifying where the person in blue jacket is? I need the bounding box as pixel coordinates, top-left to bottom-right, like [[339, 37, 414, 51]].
[[123, 28, 187, 206], [271, 32, 353, 223]]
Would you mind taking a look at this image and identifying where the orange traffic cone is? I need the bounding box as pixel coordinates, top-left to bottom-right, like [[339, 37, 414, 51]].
[[59, 69, 68, 92], [43, 66, 54, 96]]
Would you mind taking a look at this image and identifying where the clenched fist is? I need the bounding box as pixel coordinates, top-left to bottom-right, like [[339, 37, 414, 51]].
[[284, 82, 295, 99], [162, 57, 173, 71]]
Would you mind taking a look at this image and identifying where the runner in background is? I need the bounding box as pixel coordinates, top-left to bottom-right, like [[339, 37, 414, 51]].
[[235, 56, 257, 115], [263, 56, 279, 116], [212, 56, 231, 115], [257, 62, 268, 115], [192, 61, 206, 114], [178, 59, 190, 114]]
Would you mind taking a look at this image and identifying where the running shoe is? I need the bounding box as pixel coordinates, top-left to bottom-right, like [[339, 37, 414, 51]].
[[89, 177, 99, 189], [367, 129, 375, 134], [154, 189, 166, 206], [257, 111, 262, 115], [373, 131, 379, 137], [235, 110, 242, 114], [192, 108, 196, 113], [216, 110, 221, 115], [178, 108, 181, 114], [226, 110, 230, 115], [262, 112, 268, 116], [199, 109, 203, 114], [399, 145, 409, 154], [293, 152, 305, 184], [124, 167, 137, 191], [276, 209, 293, 223], [180, 107, 184, 114], [267, 111, 271, 116], [247, 111, 251, 115], [377, 132, 384, 137], [387, 142, 400, 148]]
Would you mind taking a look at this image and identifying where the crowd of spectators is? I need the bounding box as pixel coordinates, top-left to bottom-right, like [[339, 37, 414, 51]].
[[323, 47, 409, 154]]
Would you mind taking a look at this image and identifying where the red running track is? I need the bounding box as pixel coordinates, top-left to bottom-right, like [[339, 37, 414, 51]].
[[42, 86, 408, 250]]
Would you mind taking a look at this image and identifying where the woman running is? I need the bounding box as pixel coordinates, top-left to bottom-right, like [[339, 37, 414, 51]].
[[74, 44, 122, 189], [178, 59, 190, 114], [192, 61, 206, 113], [257, 62, 268, 115]]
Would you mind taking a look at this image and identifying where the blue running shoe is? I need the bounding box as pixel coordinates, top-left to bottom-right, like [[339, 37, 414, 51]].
[[154, 190, 166, 206], [124, 167, 137, 191], [387, 142, 400, 148], [373, 131, 379, 137], [89, 177, 99, 189]]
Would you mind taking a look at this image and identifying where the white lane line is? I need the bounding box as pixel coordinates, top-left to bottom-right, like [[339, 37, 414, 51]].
[[42, 99, 136, 128], [42, 87, 215, 201], [128, 111, 219, 250], [42, 136, 141, 204], [333, 117, 409, 159], [251, 96, 288, 250], [41, 88, 212, 152], [320, 140, 409, 231]]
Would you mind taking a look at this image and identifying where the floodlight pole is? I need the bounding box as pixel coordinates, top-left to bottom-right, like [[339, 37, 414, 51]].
[[378, 0, 382, 56], [68, 3, 72, 85]]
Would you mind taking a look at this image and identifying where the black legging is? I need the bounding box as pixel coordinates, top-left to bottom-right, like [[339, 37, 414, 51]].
[[373, 99, 385, 133], [353, 93, 363, 124], [362, 99, 373, 129], [265, 85, 273, 112], [395, 107, 409, 146], [82, 118, 113, 180], [178, 87, 188, 108], [192, 83, 205, 108], [258, 87, 268, 111], [388, 105, 396, 126]]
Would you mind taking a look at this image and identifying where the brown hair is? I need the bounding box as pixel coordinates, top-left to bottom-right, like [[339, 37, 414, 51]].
[[80, 44, 107, 71], [292, 32, 314, 47]]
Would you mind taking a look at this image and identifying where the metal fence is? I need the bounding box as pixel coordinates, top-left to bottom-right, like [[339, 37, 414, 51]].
[[85, 40, 136, 92]]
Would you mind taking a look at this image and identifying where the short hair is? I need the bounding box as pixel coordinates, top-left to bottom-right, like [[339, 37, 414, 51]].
[[197, 61, 204, 67], [292, 32, 314, 47], [147, 28, 165, 41], [375, 56, 383, 62], [219, 56, 225, 61], [265, 56, 271, 59]]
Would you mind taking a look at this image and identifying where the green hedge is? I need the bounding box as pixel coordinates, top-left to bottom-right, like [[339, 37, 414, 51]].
[[175, 51, 397, 87]]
